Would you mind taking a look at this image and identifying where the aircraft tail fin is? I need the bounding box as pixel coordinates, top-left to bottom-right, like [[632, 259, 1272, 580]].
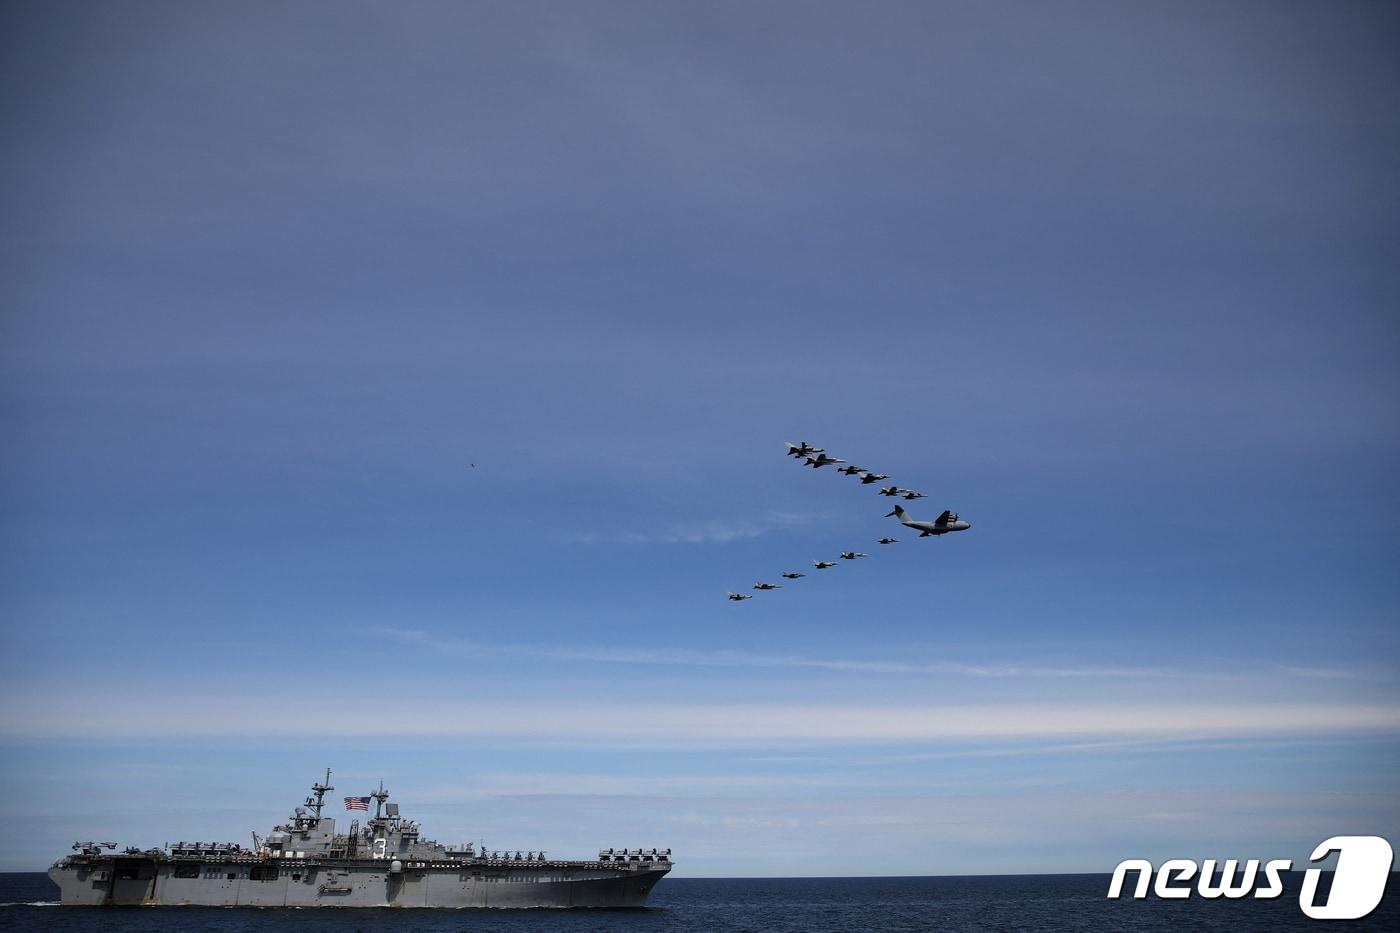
[[885, 506, 906, 519]]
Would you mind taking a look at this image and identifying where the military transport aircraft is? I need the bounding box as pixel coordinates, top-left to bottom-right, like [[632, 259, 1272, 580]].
[[885, 505, 971, 536]]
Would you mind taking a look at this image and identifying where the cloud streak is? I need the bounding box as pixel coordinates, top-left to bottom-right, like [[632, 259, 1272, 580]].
[[371, 627, 1367, 683], [551, 510, 818, 545], [5, 693, 1396, 742]]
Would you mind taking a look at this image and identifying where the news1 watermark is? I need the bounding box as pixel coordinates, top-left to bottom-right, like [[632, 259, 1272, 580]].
[[1108, 835, 1393, 920]]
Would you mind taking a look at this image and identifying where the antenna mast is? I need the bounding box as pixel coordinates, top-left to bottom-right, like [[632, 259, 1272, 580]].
[[307, 768, 333, 820], [371, 779, 390, 820]]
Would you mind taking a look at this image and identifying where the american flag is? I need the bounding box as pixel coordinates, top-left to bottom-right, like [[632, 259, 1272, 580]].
[[344, 796, 370, 811]]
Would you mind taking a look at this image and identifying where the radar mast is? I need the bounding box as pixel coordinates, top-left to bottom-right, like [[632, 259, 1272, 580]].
[[306, 768, 333, 820]]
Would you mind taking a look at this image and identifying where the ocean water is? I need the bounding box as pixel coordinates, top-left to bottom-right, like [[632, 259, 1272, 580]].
[[3, 871, 1396, 932]]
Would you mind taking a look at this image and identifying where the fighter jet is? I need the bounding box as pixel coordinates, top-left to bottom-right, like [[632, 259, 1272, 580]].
[[781, 572, 806, 579], [840, 551, 867, 560], [752, 582, 783, 590], [727, 593, 753, 601], [901, 490, 928, 500], [885, 505, 971, 536], [786, 441, 824, 458], [877, 537, 899, 544], [877, 485, 905, 496], [859, 473, 890, 484], [836, 464, 866, 475], [813, 560, 837, 569], [805, 453, 847, 469]]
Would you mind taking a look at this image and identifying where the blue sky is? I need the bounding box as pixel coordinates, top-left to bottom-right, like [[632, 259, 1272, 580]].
[[1, 1, 1397, 875]]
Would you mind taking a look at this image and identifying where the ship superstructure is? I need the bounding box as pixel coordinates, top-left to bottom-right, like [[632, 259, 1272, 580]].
[[49, 770, 671, 907]]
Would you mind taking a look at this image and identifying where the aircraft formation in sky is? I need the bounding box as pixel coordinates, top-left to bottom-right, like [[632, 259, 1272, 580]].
[[786, 441, 935, 500], [727, 442, 971, 601]]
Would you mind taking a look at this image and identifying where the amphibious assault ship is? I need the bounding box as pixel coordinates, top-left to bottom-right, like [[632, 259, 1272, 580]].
[[48, 771, 672, 907]]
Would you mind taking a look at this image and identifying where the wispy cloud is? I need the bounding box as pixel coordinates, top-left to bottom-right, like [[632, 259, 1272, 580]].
[[406, 770, 916, 800], [370, 626, 1345, 682], [6, 693, 1397, 742], [551, 510, 816, 545], [1274, 665, 1360, 680], [783, 733, 1400, 768]]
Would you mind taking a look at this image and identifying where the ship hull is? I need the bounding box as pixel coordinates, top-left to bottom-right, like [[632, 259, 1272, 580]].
[[49, 857, 669, 908]]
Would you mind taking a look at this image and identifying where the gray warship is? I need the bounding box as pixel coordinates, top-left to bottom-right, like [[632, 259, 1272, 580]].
[[48, 770, 672, 907]]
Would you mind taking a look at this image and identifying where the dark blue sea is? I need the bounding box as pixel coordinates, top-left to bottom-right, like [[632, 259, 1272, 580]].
[[3, 871, 1396, 932]]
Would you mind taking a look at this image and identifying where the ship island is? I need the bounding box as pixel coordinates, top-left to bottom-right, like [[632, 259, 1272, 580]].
[[48, 770, 672, 907]]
